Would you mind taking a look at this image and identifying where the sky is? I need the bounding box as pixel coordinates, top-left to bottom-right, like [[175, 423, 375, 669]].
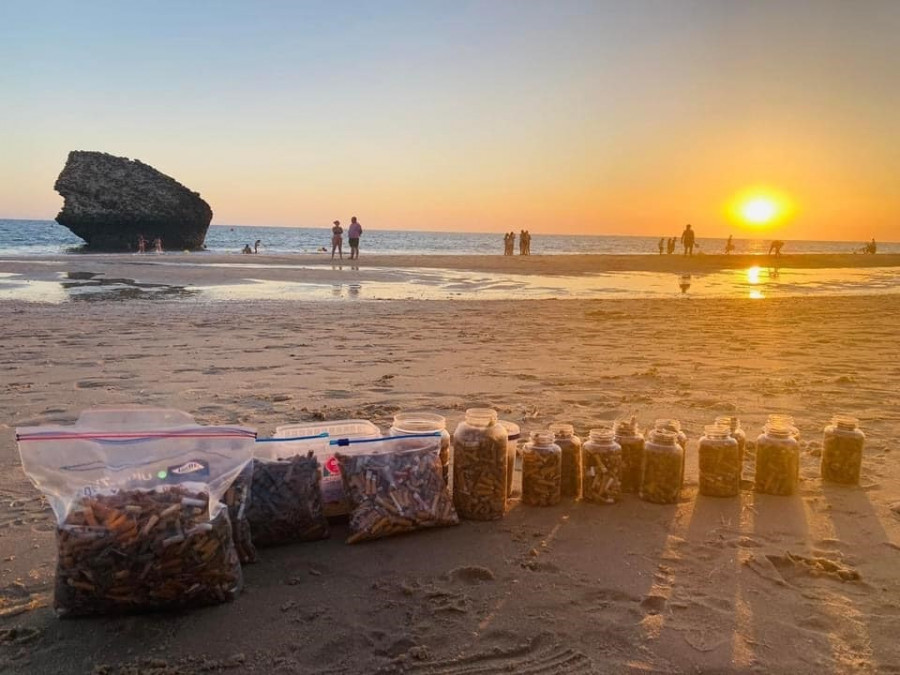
[[1, 0, 898, 240]]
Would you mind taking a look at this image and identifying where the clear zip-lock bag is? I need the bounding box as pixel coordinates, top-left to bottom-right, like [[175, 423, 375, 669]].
[[16, 408, 255, 617]]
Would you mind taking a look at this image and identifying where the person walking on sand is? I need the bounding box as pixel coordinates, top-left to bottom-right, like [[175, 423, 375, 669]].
[[348, 216, 362, 260], [725, 235, 735, 254], [658, 238, 664, 255], [681, 224, 695, 256], [254, 239, 261, 254], [331, 220, 344, 259]]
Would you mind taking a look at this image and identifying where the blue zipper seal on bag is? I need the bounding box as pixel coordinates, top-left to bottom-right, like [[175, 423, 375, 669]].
[[329, 432, 441, 447]]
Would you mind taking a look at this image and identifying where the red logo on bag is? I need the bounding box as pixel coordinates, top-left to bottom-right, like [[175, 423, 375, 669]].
[[324, 456, 341, 477]]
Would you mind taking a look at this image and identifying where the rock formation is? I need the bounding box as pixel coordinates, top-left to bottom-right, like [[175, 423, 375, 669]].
[[54, 151, 213, 251]]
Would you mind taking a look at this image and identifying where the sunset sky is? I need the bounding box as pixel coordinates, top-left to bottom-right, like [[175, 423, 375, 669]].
[[2, 0, 898, 240]]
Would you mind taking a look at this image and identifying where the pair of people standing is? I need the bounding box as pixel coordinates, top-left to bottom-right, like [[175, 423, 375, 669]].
[[331, 217, 363, 260]]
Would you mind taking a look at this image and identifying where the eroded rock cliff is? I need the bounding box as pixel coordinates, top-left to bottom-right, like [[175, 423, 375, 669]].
[[54, 151, 213, 251]]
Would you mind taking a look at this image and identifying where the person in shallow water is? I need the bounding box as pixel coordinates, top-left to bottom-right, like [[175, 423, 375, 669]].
[[681, 224, 695, 256], [768, 240, 785, 256], [254, 239, 261, 254], [725, 235, 735, 254]]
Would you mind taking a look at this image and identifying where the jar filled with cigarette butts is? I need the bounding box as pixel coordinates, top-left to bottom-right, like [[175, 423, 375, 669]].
[[614, 417, 644, 494], [582, 428, 622, 504], [499, 420, 521, 498], [754, 421, 800, 496], [822, 415, 865, 485], [453, 408, 508, 520], [522, 431, 562, 506], [390, 412, 451, 487], [698, 424, 741, 497], [715, 416, 746, 465], [640, 430, 684, 504], [653, 419, 687, 485], [549, 423, 582, 499]]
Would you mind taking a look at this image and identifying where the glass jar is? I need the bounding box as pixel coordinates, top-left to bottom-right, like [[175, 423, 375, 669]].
[[653, 419, 687, 486], [522, 431, 562, 506], [767, 414, 800, 440], [390, 412, 451, 487], [715, 416, 746, 466], [698, 424, 741, 497], [614, 417, 644, 494], [499, 420, 521, 498], [640, 430, 684, 504], [452, 408, 508, 520], [582, 428, 622, 504], [754, 422, 800, 495], [654, 419, 687, 450], [822, 415, 865, 485], [549, 423, 582, 499]]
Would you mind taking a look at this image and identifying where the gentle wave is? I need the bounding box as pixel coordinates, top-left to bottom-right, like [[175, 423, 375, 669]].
[[0, 219, 893, 257]]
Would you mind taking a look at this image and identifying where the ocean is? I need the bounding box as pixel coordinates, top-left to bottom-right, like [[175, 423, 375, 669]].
[[0, 219, 894, 257]]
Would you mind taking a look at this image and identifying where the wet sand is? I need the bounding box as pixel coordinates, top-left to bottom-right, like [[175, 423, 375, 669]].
[[1, 286, 900, 672]]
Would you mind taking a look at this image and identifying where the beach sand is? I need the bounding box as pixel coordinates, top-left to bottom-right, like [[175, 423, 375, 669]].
[[1, 256, 899, 673]]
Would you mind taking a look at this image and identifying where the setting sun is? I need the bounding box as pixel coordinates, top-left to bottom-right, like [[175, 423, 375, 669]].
[[727, 188, 793, 230], [741, 197, 778, 225]]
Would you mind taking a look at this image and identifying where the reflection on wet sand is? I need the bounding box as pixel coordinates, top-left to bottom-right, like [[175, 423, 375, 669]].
[[0, 264, 897, 304]]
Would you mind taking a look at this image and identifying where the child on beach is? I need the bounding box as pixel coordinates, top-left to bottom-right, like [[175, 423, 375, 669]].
[[331, 220, 344, 259]]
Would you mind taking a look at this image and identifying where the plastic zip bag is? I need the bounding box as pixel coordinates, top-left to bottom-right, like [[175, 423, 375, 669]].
[[16, 408, 255, 617], [245, 433, 330, 546], [336, 434, 459, 544]]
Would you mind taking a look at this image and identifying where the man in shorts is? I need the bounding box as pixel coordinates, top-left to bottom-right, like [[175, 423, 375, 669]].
[[348, 216, 363, 260]]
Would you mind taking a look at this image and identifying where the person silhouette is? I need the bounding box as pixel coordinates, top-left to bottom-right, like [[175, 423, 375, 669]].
[[725, 235, 735, 254], [681, 224, 695, 256]]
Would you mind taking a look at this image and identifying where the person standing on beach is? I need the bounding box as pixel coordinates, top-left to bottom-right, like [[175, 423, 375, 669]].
[[519, 230, 526, 255], [154, 237, 163, 253], [658, 238, 664, 255], [524, 230, 532, 255], [331, 220, 344, 260], [348, 216, 362, 260], [681, 224, 695, 256], [137, 235, 147, 253]]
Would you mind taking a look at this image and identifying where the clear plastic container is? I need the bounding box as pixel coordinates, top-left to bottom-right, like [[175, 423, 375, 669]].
[[640, 429, 684, 504], [453, 409, 508, 520], [390, 412, 451, 487], [698, 424, 741, 497], [581, 428, 622, 504], [754, 421, 800, 495], [499, 420, 521, 498], [715, 416, 746, 466], [614, 417, 644, 494], [822, 415, 865, 485], [521, 431, 562, 506], [274, 419, 381, 517], [549, 423, 582, 499]]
